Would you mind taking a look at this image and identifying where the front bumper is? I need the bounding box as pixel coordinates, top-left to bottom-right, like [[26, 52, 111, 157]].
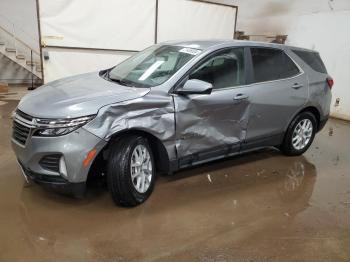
[[18, 161, 86, 197], [12, 126, 107, 194]]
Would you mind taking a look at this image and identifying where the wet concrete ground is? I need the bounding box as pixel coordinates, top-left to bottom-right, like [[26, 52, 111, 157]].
[[0, 88, 350, 262]]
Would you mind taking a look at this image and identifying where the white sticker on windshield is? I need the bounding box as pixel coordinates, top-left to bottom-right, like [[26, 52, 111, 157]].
[[179, 47, 202, 56]]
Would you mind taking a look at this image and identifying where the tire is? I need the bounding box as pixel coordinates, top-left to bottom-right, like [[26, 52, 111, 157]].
[[281, 111, 317, 156], [107, 135, 156, 207]]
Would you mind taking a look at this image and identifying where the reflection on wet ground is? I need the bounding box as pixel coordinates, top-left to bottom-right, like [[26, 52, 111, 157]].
[[0, 88, 350, 261]]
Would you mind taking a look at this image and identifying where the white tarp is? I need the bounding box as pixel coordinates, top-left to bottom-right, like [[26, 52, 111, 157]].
[[39, 0, 156, 50], [42, 48, 133, 82], [157, 0, 236, 42], [39, 0, 237, 82]]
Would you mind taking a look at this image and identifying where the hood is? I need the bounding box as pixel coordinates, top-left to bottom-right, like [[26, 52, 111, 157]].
[[18, 72, 150, 118]]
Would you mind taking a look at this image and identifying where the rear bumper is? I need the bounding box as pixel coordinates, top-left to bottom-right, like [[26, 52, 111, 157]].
[[318, 116, 329, 132]]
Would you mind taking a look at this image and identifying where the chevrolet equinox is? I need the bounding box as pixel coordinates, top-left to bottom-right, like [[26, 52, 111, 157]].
[[12, 40, 332, 206]]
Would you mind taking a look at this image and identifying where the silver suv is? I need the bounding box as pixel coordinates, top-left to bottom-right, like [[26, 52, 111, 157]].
[[12, 40, 332, 206]]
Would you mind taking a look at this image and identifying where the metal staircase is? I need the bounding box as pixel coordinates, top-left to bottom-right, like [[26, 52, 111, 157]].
[[0, 14, 42, 85]]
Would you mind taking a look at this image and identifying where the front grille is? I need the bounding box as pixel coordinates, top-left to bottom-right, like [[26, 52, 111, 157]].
[[12, 121, 30, 145], [16, 109, 33, 122], [39, 154, 61, 173]]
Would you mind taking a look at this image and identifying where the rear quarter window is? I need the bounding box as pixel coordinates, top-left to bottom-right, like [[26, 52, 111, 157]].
[[250, 48, 300, 83], [292, 49, 327, 74]]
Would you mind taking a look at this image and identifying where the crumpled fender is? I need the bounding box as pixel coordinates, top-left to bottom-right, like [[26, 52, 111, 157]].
[[83, 89, 177, 161]]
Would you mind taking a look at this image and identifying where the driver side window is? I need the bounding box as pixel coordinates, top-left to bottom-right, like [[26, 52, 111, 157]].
[[189, 48, 245, 89]]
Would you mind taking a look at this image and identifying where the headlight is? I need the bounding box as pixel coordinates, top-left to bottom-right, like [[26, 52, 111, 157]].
[[33, 115, 96, 137]]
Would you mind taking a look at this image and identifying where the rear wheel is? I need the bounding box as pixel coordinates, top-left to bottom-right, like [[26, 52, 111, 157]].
[[281, 112, 317, 156], [107, 135, 155, 206]]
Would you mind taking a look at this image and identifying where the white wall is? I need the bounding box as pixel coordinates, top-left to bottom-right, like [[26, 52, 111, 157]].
[[232, 0, 350, 120]]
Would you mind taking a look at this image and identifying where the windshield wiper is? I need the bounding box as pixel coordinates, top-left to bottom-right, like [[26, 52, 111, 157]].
[[102, 69, 137, 87], [105, 69, 110, 79], [109, 77, 135, 87]]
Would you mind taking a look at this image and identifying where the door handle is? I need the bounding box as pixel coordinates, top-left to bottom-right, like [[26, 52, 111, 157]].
[[292, 83, 303, 89], [233, 93, 249, 100]]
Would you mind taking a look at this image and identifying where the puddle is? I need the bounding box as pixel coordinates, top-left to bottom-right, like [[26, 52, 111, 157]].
[[0, 98, 349, 261]]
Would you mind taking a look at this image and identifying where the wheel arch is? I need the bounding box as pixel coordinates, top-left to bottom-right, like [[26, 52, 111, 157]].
[[87, 129, 171, 183], [108, 129, 171, 175], [286, 106, 321, 133], [298, 106, 321, 130]]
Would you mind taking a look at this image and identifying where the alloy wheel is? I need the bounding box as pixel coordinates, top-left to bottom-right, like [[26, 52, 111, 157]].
[[130, 145, 153, 193], [292, 119, 313, 150]]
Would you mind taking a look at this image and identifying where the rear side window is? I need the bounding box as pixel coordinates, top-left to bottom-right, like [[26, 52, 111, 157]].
[[292, 49, 327, 74], [250, 48, 300, 83]]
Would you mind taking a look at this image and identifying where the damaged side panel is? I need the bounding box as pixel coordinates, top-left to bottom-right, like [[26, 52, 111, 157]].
[[83, 85, 251, 171]]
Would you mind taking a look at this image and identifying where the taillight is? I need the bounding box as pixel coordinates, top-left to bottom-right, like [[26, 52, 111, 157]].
[[326, 77, 334, 89]]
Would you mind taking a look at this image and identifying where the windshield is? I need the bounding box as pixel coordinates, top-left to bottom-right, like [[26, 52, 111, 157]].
[[106, 45, 201, 88]]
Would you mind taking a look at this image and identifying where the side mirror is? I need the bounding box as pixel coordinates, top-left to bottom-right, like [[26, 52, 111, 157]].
[[175, 79, 213, 95]]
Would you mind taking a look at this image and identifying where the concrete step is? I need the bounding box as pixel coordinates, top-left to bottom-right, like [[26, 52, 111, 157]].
[[16, 54, 26, 60], [5, 47, 16, 52], [26, 61, 36, 66], [0, 41, 5, 45], [0, 46, 42, 79]]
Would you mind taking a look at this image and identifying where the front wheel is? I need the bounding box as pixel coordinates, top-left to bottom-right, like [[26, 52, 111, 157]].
[[107, 135, 155, 206], [281, 112, 317, 156]]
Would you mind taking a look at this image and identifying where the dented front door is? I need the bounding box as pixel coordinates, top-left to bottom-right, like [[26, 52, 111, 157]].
[[174, 88, 250, 166]]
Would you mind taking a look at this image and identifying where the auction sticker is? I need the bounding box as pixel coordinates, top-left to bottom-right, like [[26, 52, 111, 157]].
[[179, 47, 202, 56]]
